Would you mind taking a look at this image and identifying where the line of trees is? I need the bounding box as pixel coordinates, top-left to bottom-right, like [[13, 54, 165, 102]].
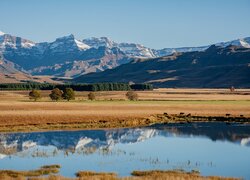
[[0, 83, 153, 91], [29, 88, 138, 101], [130, 84, 153, 91], [29, 88, 76, 101]]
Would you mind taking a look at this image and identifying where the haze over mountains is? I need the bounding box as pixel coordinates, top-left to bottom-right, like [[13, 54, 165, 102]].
[[0, 30, 250, 87]]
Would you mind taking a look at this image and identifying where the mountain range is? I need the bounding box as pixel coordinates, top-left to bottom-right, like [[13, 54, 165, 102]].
[[0, 31, 250, 87], [75, 45, 250, 88]]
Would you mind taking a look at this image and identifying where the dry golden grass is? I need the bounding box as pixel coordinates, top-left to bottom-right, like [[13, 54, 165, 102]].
[[29, 176, 71, 180], [0, 73, 62, 84], [127, 170, 241, 180], [0, 89, 249, 132], [0, 165, 60, 179], [76, 171, 117, 180], [1, 89, 250, 101], [1, 170, 240, 180], [0, 73, 34, 84]]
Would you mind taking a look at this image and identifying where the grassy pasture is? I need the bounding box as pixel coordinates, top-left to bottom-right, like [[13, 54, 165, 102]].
[[0, 89, 249, 132]]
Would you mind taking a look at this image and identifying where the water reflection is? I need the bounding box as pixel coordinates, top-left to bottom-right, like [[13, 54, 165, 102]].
[[0, 122, 250, 178], [0, 122, 250, 158], [152, 122, 250, 146]]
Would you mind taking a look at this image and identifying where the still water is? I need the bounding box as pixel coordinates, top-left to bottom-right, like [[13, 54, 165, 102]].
[[0, 122, 250, 179]]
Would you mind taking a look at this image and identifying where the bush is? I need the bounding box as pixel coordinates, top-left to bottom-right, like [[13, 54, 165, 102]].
[[126, 91, 138, 101], [49, 88, 63, 101], [62, 88, 75, 101], [29, 90, 41, 101], [88, 92, 95, 101]]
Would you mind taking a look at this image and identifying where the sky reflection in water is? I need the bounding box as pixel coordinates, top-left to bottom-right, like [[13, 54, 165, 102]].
[[0, 122, 250, 179]]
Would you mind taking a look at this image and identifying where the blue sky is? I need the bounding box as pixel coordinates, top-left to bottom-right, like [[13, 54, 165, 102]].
[[0, 0, 250, 49]]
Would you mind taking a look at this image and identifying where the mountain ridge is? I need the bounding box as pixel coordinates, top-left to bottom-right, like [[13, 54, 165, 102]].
[[74, 45, 250, 88], [0, 31, 250, 84]]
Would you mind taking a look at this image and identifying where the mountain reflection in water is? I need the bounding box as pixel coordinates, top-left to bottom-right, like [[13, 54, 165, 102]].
[[0, 122, 250, 157]]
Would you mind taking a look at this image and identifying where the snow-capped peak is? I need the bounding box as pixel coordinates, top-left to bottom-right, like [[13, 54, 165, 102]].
[[83, 37, 156, 57], [55, 34, 75, 41], [239, 38, 250, 48], [50, 34, 90, 51], [0, 32, 35, 49], [0, 31, 5, 36], [118, 42, 156, 58], [215, 37, 250, 48], [83, 37, 117, 49], [74, 39, 90, 50]]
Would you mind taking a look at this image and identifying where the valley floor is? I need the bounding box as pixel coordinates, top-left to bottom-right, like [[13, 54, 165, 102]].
[[0, 89, 250, 132]]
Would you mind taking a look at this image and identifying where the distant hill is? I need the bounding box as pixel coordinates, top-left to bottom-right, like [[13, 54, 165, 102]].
[[0, 55, 62, 84], [74, 45, 250, 88]]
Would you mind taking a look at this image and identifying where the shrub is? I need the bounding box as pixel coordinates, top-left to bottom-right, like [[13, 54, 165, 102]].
[[88, 92, 95, 101], [62, 88, 75, 101], [49, 88, 63, 101], [29, 90, 41, 101], [126, 91, 138, 101]]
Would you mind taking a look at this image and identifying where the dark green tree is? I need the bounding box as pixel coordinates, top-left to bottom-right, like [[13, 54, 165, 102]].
[[29, 90, 41, 101], [49, 88, 63, 101], [62, 88, 75, 101]]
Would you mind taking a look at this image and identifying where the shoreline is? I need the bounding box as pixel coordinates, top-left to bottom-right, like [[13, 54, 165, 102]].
[[1, 113, 249, 133]]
